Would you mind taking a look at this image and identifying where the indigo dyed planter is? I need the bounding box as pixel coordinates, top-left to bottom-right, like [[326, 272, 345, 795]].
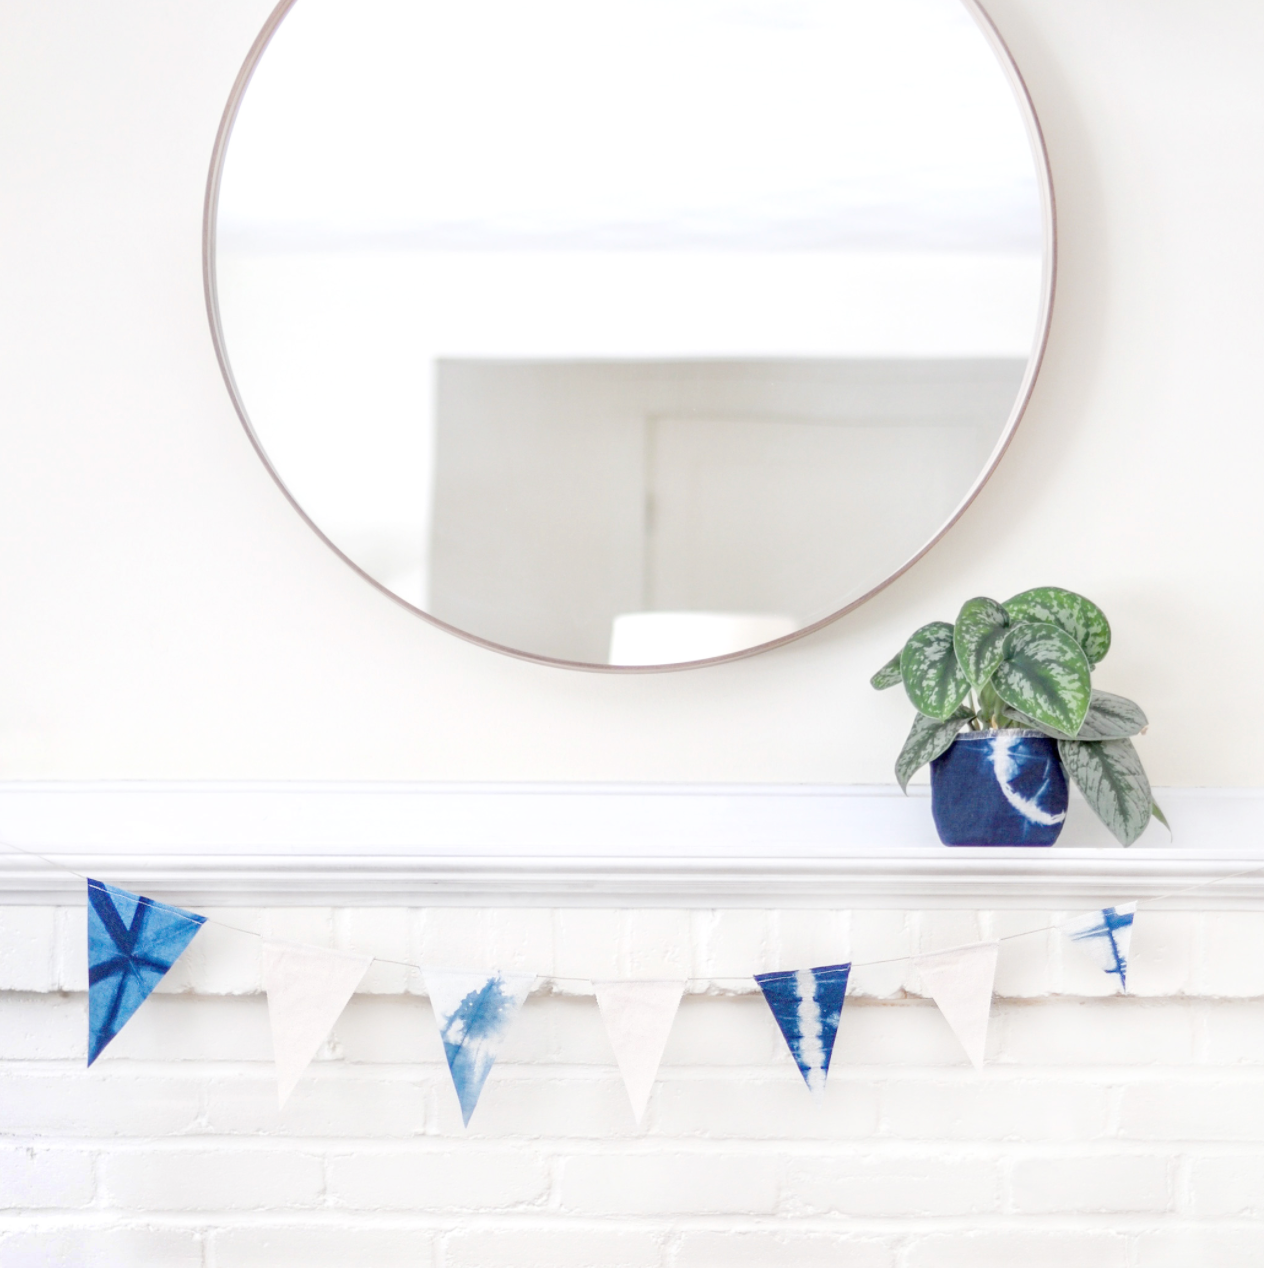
[[930, 729, 1068, 846]]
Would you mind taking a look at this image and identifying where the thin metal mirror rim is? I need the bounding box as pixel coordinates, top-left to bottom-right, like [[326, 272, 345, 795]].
[[203, 0, 1057, 674]]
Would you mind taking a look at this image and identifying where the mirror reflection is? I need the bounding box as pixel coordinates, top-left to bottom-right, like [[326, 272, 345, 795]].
[[213, 0, 1050, 666]]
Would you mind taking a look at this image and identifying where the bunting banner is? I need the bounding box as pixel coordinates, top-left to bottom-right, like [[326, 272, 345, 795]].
[[754, 963, 851, 1094], [911, 940, 999, 1071], [1061, 903, 1136, 991], [424, 969, 535, 1125], [261, 941, 373, 1107], [593, 979, 685, 1123], [87, 879, 205, 1065]]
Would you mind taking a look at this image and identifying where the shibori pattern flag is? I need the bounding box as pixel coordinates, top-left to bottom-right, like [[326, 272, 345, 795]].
[[755, 963, 851, 1094], [87, 879, 206, 1066], [262, 941, 373, 1108], [424, 969, 535, 1125], [912, 940, 999, 1071], [593, 979, 685, 1123], [1061, 903, 1137, 991]]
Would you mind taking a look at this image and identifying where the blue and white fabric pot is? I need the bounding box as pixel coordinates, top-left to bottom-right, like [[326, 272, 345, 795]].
[[929, 729, 1068, 846]]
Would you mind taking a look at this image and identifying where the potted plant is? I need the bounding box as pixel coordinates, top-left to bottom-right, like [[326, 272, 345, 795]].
[[871, 587, 1166, 846]]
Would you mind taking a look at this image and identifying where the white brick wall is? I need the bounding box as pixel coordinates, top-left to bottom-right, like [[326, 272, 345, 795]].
[[3, 906, 1264, 1266]]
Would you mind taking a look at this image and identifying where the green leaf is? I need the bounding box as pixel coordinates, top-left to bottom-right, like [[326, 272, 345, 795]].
[[1075, 691, 1147, 739], [1004, 586, 1111, 667], [991, 622, 1092, 736], [900, 622, 971, 721], [1002, 689, 1148, 742], [1150, 799, 1173, 840], [953, 596, 1010, 689], [870, 652, 903, 691], [1058, 737, 1153, 846], [895, 707, 974, 793]]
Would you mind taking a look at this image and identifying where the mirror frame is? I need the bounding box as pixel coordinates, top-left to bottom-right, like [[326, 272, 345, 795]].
[[203, 0, 1057, 673]]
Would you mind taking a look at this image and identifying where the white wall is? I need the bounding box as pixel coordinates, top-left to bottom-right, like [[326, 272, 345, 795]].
[[0, 0, 1261, 785]]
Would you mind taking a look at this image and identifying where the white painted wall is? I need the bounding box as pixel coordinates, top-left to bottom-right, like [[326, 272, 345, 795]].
[[0, 0, 1261, 785]]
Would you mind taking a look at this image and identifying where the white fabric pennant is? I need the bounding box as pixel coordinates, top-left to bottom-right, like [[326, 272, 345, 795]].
[[912, 940, 999, 1071], [1061, 903, 1137, 991], [593, 979, 685, 1123], [262, 941, 373, 1108], [424, 969, 535, 1126]]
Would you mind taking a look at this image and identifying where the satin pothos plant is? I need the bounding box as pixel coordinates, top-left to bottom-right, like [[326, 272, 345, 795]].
[[871, 586, 1166, 846]]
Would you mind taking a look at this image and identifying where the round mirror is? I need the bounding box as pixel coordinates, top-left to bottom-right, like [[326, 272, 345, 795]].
[[208, 0, 1052, 668]]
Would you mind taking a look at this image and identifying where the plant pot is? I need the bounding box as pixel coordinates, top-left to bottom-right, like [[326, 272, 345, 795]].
[[929, 729, 1068, 847]]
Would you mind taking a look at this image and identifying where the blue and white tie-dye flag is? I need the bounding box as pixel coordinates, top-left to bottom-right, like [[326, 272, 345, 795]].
[[86, 879, 205, 1065], [1061, 903, 1136, 991], [754, 963, 851, 1094], [424, 969, 535, 1125]]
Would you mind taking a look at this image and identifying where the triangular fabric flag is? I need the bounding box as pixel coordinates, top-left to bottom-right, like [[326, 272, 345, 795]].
[[424, 969, 535, 1125], [912, 940, 999, 1070], [261, 941, 373, 1107], [593, 979, 685, 1123], [1061, 903, 1136, 991], [754, 963, 851, 1094], [87, 879, 206, 1066]]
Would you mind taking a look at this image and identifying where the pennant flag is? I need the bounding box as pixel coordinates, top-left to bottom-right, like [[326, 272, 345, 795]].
[[1061, 903, 1136, 991], [262, 941, 373, 1107], [754, 963, 851, 1094], [593, 979, 685, 1123], [912, 941, 999, 1070], [424, 969, 535, 1125], [87, 879, 206, 1066]]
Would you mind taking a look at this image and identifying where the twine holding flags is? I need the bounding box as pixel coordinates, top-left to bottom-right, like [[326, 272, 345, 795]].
[[2, 838, 1257, 1127]]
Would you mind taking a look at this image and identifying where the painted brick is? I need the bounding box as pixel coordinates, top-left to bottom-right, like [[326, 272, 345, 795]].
[[327, 1148, 548, 1210], [1201, 1000, 1264, 1064], [1127, 912, 1194, 997], [996, 998, 1195, 1066], [484, 908, 557, 978], [1010, 1154, 1171, 1213], [339, 907, 412, 994], [102, 994, 271, 1062], [988, 912, 1058, 998], [416, 908, 499, 976], [781, 1152, 999, 1216], [444, 1227, 662, 1268], [156, 908, 262, 995], [1186, 1154, 1264, 1216], [670, 1231, 895, 1268], [0, 1072, 203, 1137], [261, 907, 336, 949], [0, 1145, 95, 1209], [448, 1073, 635, 1139], [653, 1074, 879, 1139], [833, 1000, 976, 1068], [53, 906, 88, 992], [661, 995, 781, 1067], [100, 1146, 323, 1211], [1119, 1081, 1264, 1141], [879, 1078, 1110, 1141], [0, 907, 56, 991], [555, 1152, 778, 1216], [0, 991, 84, 1060], [847, 910, 917, 999], [905, 1231, 1131, 1268], [211, 1225, 437, 1268], [694, 910, 774, 979], [769, 908, 849, 974], [1196, 912, 1264, 996], [518, 995, 615, 1067], [203, 1072, 430, 1138], [554, 909, 623, 983], [1134, 1226, 1264, 1267], [624, 910, 693, 980], [332, 994, 438, 1065], [0, 1225, 204, 1268]]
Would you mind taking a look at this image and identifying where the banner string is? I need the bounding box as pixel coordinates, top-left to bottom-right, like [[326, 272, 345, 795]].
[[4, 834, 1264, 988]]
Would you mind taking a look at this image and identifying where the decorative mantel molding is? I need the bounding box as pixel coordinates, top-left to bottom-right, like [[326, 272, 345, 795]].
[[0, 782, 1261, 908]]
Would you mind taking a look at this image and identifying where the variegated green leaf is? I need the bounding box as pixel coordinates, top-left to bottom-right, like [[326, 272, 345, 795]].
[[1151, 799, 1172, 840], [895, 707, 974, 793], [870, 652, 903, 691], [953, 596, 1010, 689], [1058, 737, 1153, 846], [900, 622, 971, 721], [1002, 689, 1148, 742], [991, 622, 1092, 736], [1004, 586, 1111, 667]]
